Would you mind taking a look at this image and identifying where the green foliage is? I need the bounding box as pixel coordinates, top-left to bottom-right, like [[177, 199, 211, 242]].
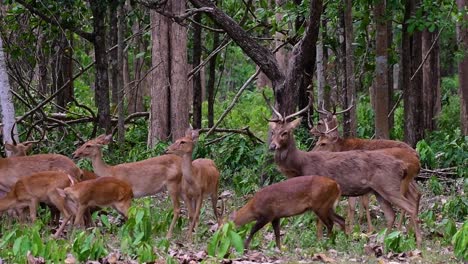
[[443, 196, 468, 222], [428, 175, 444, 195], [452, 220, 468, 261], [71, 229, 108, 261], [382, 230, 416, 253], [207, 221, 244, 259]]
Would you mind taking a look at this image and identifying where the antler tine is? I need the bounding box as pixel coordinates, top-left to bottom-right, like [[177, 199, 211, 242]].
[[324, 120, 339, 134], [284, 90, 313, 121], [10, 122, 17, 145], [262, 90, 283, 121], [315, 101, 331, 116], [335, 98, 355, 115]]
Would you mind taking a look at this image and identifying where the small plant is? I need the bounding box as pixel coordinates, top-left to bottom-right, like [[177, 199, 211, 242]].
[[428, 175, 444, 195], [451, 220, 468, 261], [382, 230, 416, 253], [443, 196, 468, 221], [207, 221, 244, 259], [71, 228, 108, 262]]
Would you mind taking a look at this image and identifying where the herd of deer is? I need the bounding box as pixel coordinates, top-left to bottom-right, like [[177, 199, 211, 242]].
[[0, 96, 423, 252]]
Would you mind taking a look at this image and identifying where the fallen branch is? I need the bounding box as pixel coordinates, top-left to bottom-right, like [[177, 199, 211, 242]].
[[200, 126, 264, 144]]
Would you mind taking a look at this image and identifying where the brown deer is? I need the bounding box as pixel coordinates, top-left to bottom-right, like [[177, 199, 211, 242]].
[[310, 112, 421, 232], [0, 171, 73, 223], [264, 95, 422, 247], [166, 129, 221, 239], [230, 175, 345, 249], [5, 142, 34, 157], [56, 176, 133, 227], [72, 134, 183, 238]]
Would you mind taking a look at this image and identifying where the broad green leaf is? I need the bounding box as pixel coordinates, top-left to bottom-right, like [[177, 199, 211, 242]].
[[217, 238, 230, 259], [229, 230, 244, 253]]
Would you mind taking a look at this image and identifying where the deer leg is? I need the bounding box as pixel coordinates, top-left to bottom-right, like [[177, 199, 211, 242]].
[[210, 193, 220, 225], [375, 194, 396, 231], [74, 205, 86, 227], [271, 218, 282, 249], [191, 195, 203, 235], [28, 199, 38, 222], [330, 209, 346, 232], [377, 190, 421, 248], [245, 219, 268, 250], [53, 214, 73, 238], [347, 197, 358, 234], [360, 194, 374, 234], [166, 184, 180, 239], [316, 218, 324, 239]]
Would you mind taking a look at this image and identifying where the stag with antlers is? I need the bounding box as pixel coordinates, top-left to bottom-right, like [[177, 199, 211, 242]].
[[263, 92, 422, 247]]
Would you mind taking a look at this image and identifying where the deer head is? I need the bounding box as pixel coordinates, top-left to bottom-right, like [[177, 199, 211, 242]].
[[166, 129, 200, 156], [73, 134, 112, 159]]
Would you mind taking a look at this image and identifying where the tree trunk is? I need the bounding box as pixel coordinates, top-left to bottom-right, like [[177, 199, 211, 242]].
[[387, 15, 394, 129], [109, 3, 119, 108], [402, 0, 424, 147], [117, 2, 125, 144], [90, 0, 111, 133], [149, 9, 171, 144], [373, 0, 389, 139], [207, 29, 220, 128], [170, 0, 189, 140], [130, 6, 145, 114], [36, 31, 48, 95], [343, 0, 357, 138], [422, 29, 441, 132], [457, 0, 468, 135], [0, 35, 18, 155], [192, 13, 203, 129], [53, 32, 74, 110]]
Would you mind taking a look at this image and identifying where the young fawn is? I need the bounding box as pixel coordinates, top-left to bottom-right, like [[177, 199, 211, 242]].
[[230, 175, 345, 249], [166, 128, 221, 240], [0, 171, 73, 223]]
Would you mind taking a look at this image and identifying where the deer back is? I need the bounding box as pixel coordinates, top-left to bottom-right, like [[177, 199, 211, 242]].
[[0, 154, 81, 190]]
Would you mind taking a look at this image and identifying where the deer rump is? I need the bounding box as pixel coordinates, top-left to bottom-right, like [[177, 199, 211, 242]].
[[276, 150, 407, 198]]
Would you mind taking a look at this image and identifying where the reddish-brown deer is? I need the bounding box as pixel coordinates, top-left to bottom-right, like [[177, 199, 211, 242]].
[[264, 95, 422, 247], [56, 176, 133, 227], [0, 171, 73, 223], [72, 134, 183, 238], [5, 142, 34, 157], [310, 113, 421, 232], [166, 129, 221, 240], [230, 175, 345, 249]]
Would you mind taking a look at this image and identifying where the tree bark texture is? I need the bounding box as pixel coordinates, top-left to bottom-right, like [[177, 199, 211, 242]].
[[457, 0, 468, 135], [387, 15, 394, 128], [422, 29, 441, 132], [207, 29, 219, 128], [149, 9, 171, 144], [0, 35, 19, 154], [169, 0, 189, 140], [129, 6, 146, 114], [117, 2, 125, 144], [90, 0, 111, 133], [192, 13, 203, 129], [342, 0, 356, 138], [109, 4, 119, 107], [373, 0, 390, 139], [402, 0, 424, 147]]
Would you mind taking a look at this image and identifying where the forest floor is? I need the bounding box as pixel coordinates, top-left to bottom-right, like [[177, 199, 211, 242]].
[[0, 178, 465, 263]]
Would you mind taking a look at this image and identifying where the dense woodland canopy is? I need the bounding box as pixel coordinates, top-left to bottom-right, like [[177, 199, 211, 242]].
[[0, 0, 467, 263]]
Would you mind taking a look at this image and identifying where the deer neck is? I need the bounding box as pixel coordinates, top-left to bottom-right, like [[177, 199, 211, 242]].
[[90, 149, 112, 177], [181, 152, 196, 186], [274, 137, 302, 165]]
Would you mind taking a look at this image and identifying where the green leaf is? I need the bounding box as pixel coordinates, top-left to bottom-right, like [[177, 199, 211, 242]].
[[229, 230, 244, 253], [217, 238, 230, 259], [136, 209, 145, 225], [13, 236, 23, 256], [0, 230, 17, 248], [100, 214, 111, 229]]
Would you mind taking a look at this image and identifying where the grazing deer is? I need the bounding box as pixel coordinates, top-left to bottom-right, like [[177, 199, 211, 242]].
[[56, 176, 133, 227], [72, 134, 183, 238], [230, 175, 345, 249], [0, 171, 73, 223], [310, 111, 421, 232], [263, 94, 422, 247], [166, 128, 221, 239]]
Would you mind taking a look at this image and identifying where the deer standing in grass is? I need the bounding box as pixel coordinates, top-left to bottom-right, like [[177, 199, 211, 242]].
[[264, 94, 422, 247], [166, 129, 221, 240], [0, 171, 73, 224], [310, 110, 421, 233], [54, 176, 133, 237], [72, 134, 183, 238], [230, 175, 345, 249]]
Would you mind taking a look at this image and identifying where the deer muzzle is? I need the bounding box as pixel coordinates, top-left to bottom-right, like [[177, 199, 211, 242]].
[[269, 143, 277, 151]]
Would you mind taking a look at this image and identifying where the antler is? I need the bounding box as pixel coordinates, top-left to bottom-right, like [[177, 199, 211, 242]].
[[284, 88, 313, 121], [315, 101, 332, 116], [262, 90, 283, 122], [323, 120, 338, 134], [10, 122, 18, 145], [334, 98, 354, 115]]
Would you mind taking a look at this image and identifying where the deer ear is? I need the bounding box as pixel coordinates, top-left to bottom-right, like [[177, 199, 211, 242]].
[[56, 188, 66, 198], [309, 127, 322, 137], [4, 143, 14, 151], [103, 134, 113, 145], [23, 142, 34, 151], [185, 128, 193, 138], [191, 129, 200, 142], [269, 122, 278, 130], [288, 118, 302, 129]]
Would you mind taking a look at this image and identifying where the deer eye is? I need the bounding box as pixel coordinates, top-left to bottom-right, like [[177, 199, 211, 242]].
[[180, 141, 185, 145], [281, 132, 288, 137], [85, 145, 91, 148], [320, 143, 326, 146]]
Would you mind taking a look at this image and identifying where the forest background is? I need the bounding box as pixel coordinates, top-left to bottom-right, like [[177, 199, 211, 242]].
[[0, 0, 467, 263]]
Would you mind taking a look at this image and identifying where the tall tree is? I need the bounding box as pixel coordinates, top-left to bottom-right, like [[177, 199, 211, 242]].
[[192, 13, 203, 129], [148, 0, 190, 144], [207, 27, 220, 128], [402, 0, 424, 147], [343, 0, 357, 137], [457, 0, 468, 135], [0, 35, 18, 155], [374, 0, 390, 139], [422, 29, 441, 132]]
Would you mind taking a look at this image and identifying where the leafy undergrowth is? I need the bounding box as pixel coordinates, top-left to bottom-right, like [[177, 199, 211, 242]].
[[0, 178, 466, 263]]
